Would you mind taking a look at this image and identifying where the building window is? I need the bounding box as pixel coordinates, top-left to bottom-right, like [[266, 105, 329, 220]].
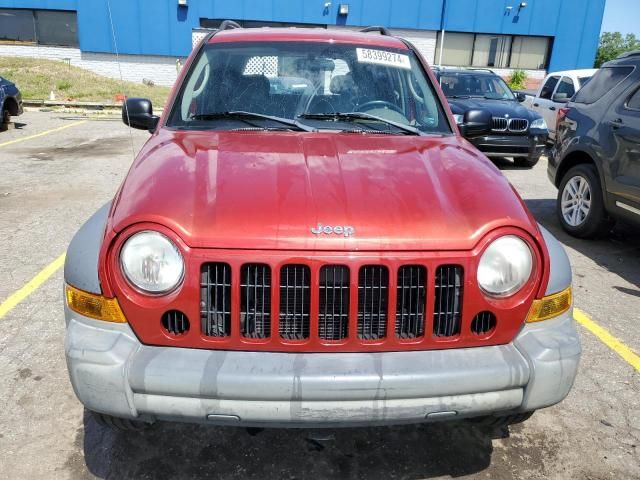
[[472, 35, 512, 68], [436, 32, 550, 70], [435, 32, 474, 66], [510, 36, 549, 69], [0, 9, 78, 47]]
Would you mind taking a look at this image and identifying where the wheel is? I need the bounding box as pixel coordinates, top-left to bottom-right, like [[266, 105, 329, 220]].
[[91, 411, 152, 432], [514, 156, 540, 168], [557, 164, 613, 238], [469, 411, 534, 429], [1, 107, 9, 125]]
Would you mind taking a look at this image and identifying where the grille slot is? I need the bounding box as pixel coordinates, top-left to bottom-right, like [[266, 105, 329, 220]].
[[508, 118, 529, 132], [162, 310, 190, 335], [200, 263, 231, 337], [395, 266, 426, 339], [241, 264, 271, 338], [357, 266, 389, 340], [319, 265, 350, 340], [433, 265, 463, 337], [491, 117, 508, 131], [471, 311, 497, 335], [279, 265, 311, 340]]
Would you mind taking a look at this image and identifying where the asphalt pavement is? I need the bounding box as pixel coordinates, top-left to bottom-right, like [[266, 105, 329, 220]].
[[0, 111, 638, 479]]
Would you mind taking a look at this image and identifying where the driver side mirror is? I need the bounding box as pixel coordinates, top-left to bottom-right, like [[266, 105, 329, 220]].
[[552, 93, 570, 103], [516, 92, 527, 102], [122, 97, 160, 132], [459, 109, 492, 137]]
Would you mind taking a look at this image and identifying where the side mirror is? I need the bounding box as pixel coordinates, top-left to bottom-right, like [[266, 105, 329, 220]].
[[516, 92, 527, 102], [122, 97, 160, 132], [552, 93, 569, 103], [459, 109, 492, 137]]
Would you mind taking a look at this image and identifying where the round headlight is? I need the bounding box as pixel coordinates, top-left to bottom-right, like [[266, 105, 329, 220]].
[[477, 235, 533, 297], [120, 231, 184, 294]]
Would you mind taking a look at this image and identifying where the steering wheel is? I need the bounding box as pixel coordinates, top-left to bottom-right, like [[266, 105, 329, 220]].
[[356, 100, 404, 115]]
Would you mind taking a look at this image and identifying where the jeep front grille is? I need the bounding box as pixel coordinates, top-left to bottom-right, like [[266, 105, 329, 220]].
[[319, 265, 350, 340], [240, 264, 271, 339], [279, 265, 311, 340], [199, 262, 474, 346]]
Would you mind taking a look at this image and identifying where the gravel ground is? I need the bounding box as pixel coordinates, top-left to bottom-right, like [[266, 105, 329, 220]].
[[0, 111, 638, 479]]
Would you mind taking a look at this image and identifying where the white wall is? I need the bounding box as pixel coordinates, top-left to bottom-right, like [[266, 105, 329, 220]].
[[0, 44, 184, 87]]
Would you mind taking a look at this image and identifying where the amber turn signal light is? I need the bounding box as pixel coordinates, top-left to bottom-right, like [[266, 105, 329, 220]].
[[526, 287, 572, 323], [65, 285, 127, 323]]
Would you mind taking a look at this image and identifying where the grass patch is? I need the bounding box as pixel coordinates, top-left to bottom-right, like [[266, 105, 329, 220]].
[[0, 56, 171, 107]]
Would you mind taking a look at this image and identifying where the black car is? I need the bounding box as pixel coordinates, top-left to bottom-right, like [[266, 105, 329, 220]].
[[434, 67, 548, 167], [0, 75, 24, 126], [549, 52, 640, 238]]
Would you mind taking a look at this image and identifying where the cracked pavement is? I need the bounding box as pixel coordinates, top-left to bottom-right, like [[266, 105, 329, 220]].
[[0, 111, 638, 479]]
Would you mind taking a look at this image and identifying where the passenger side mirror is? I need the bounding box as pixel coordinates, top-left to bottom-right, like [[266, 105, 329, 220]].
[[122, 97, 160, 132], [552, 93, 570, 103], [516, 92, 527, 102], [459, 109, 492, 137]]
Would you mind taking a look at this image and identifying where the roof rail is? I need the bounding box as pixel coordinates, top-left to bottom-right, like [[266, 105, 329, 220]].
[[360, 26, 392, 36], [218, 20, 242, 31], [616, 50, 640, 59]]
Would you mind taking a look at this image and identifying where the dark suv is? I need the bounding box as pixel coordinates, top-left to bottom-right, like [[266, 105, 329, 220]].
[[434, 67, 548, 168], [549, 52, 640, 238]]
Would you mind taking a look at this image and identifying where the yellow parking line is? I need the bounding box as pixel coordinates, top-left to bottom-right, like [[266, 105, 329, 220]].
[[0, 120, 88, 149], [0, 254, 65, 320], [575, 308, 640, 372]]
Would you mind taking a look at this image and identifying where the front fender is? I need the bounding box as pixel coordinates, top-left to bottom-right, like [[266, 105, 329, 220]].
[[538, 224, 572, 295], [64, 203, 111, 295]]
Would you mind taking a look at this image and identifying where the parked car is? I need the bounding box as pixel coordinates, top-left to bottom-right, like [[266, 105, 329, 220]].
[[434, 67, 548, 168], [522, 69, 598, 141], [549, 53, 640, 238], [0, 75, 23, 125], [63, 23, 579, 432]]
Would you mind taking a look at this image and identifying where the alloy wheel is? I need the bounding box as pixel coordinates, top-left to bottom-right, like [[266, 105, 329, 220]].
[[561, 175, 592, 227]]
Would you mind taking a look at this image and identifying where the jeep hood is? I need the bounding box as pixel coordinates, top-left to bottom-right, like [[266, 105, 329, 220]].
[[110, 129, 538, 251]]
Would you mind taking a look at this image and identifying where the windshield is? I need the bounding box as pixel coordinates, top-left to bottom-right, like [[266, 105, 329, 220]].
[[438, 73, 515, 100], [167, 41, 451, 134]]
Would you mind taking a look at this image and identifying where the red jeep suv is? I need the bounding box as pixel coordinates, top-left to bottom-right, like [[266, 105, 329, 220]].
[[64, 24, 579, 431]]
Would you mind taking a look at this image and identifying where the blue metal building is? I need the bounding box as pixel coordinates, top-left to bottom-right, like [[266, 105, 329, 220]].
[[0, 0, 606, 73]]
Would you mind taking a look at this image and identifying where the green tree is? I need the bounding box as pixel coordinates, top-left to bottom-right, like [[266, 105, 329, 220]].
[[595, 32, 640, 67]]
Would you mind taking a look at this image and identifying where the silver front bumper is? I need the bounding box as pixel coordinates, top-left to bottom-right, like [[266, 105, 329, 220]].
[[65, 307, 580, 427]]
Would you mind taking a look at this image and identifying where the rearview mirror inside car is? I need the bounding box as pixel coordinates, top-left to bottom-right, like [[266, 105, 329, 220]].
[[122, 97, 160, 132], [460, 109, 492, 137], [552, 93, 570, 103]]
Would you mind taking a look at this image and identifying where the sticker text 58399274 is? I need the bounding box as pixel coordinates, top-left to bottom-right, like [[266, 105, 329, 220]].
[[356, 48, 411, 69]]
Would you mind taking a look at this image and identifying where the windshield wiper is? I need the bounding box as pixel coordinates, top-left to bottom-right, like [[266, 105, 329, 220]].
[[297, 112, 422, 136], [191, 111, 315, 132], [447, 95, 470, 99]]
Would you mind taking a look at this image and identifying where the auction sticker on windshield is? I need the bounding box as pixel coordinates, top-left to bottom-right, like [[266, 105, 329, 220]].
[[356, 48, 411, 69]]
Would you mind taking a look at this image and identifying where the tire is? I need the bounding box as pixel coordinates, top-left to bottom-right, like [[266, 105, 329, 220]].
[[557, 164, 613, 238], [1, 108, 9, 125], [514, 156, 540, 168], [469, 411, 534, 429], [91, 411, 152, 432]]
